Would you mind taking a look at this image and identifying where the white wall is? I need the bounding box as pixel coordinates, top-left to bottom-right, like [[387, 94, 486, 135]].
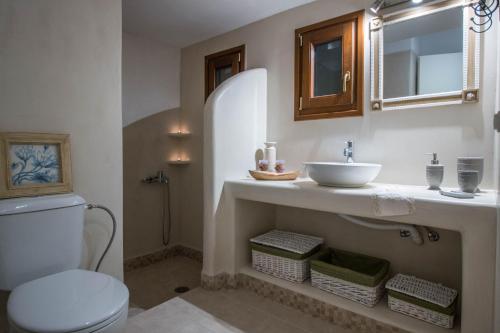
[[122, 33, 181, 126], [418, 27, 462, 56], [384, 50, 417, 98], [493, 14, 500, 333], [123, 108, 184, 260], [0, 0, 124, 280], [180, 0, 497, 250], [418, 52, 462, 94], [122, 34, 182, 259]]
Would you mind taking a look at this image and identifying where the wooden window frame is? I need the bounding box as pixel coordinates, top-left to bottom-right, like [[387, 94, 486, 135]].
[[294, 10, 364, 121], [205, 45, 246, 100]]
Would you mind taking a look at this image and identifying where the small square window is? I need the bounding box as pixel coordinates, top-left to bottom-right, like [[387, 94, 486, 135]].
[[205, 45, 245, 101], [295, 11, 364, 121]]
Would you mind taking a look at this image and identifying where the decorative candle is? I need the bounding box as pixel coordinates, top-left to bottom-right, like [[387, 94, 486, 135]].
[[275, 160, 285, 173], [258, 160, 269, 171]]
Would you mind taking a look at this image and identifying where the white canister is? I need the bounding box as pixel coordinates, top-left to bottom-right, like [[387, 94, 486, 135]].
[[264, 142, 277, 172]]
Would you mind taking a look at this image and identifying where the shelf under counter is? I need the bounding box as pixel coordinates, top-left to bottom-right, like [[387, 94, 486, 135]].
[[239, 265, 460, 333], [205, 178, 497, 332]]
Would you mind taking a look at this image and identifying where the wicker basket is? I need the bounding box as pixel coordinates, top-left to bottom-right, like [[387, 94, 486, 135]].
[[250, 230, 323, 283], [310, 248, 390, 307], [388, 295, 455, 328], [385, 274, 457, 329], [311, 269, 388, 307], [252, 249, 311, 282]]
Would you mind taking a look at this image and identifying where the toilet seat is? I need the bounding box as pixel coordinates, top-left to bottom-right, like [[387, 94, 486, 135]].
[[8, 307, 127, 333], [7, 269, 129, 333]]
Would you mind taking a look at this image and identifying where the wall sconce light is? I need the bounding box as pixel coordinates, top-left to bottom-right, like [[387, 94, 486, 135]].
[[168, 129, 191, 138], [167, 152, 190, 165]]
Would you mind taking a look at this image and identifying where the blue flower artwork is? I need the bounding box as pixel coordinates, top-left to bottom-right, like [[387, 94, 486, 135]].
[[9, 144, 61, 186]]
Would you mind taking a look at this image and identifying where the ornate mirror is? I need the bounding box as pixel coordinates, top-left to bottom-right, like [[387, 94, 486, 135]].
[[370, 0, 480, 111]]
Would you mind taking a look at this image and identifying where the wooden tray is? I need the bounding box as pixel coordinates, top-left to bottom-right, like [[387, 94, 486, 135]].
[[249, 170, 299, 181]]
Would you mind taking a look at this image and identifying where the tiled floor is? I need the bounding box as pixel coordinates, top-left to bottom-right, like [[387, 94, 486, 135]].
[[1, 258, 353, 333], [126, 288, 354, 333], [124, 256, 202, 310]]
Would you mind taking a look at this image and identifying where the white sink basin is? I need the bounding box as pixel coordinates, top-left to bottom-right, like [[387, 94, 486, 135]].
[[304, 162, 382, 187]]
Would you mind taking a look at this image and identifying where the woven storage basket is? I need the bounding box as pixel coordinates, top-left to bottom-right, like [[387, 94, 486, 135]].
[[385, 274, 457, 329], [310, 248, 390, 307], [250, 230, 323, 283], [252, 250, 310, 282], [311, 270, 388, 307]]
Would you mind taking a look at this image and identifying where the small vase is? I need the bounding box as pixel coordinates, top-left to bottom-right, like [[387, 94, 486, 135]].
[[264, 142, 277, 172]]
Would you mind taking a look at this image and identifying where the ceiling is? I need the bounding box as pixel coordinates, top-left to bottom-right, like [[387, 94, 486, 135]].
[[123, 0, 316, 48]]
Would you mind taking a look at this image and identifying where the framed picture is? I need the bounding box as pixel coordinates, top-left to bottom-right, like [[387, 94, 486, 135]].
[[0, 132, 73, 199]]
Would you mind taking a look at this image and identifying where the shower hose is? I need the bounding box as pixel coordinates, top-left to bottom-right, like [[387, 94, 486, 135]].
[[161, 181, 172, 246], [85, 177, 172, 272], [85, 204, 117, 272]]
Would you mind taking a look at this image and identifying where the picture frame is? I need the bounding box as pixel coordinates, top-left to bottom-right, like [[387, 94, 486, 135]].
[[0, 132, 73, 199]]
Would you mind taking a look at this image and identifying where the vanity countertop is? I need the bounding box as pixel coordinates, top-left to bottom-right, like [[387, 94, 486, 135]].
[[217, 179, 497, 332], [225, 178, 496, 230]]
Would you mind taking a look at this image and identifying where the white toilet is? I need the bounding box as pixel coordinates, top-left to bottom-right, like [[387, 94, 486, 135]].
[[0, 194, 129, 333]]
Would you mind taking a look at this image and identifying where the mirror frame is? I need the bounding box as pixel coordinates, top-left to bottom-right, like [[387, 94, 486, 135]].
[[370, 0, 480, 111]]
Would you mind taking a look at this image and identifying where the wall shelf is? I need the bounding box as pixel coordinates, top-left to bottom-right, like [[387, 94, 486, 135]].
[[167, 160, 191, 165], [168, 132, 191, 138]]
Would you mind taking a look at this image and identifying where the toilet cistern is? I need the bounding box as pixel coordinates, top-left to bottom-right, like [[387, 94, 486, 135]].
[[0, 194, 129, 333], [343, 140, 354, 163]]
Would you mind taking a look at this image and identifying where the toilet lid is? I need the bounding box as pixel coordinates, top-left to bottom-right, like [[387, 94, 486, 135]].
[[7, 269, 129, 333]]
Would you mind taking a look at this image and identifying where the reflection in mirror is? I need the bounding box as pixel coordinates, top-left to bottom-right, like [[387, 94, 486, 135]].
[[314, 39, 343, 96], [383, 7, 463, 99], [215, 65, 233, 88]]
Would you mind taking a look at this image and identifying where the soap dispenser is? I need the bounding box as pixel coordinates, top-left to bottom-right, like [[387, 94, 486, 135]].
[[426, 153, 444, 190]]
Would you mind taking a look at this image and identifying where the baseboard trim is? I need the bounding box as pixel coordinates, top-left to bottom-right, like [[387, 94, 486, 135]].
[[201, 272, 238, 290], [124, 245, 203, 272], [201, 272, 409, 333]]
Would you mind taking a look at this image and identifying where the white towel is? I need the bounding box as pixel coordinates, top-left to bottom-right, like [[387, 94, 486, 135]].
[[372, 189, 415, 217]]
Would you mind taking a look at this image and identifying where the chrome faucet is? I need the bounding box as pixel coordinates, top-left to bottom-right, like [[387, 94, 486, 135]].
[[343, 140, 354, 163]]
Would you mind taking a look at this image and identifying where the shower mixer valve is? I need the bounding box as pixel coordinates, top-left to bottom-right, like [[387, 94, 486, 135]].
[[142, 170, 169, 184]]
